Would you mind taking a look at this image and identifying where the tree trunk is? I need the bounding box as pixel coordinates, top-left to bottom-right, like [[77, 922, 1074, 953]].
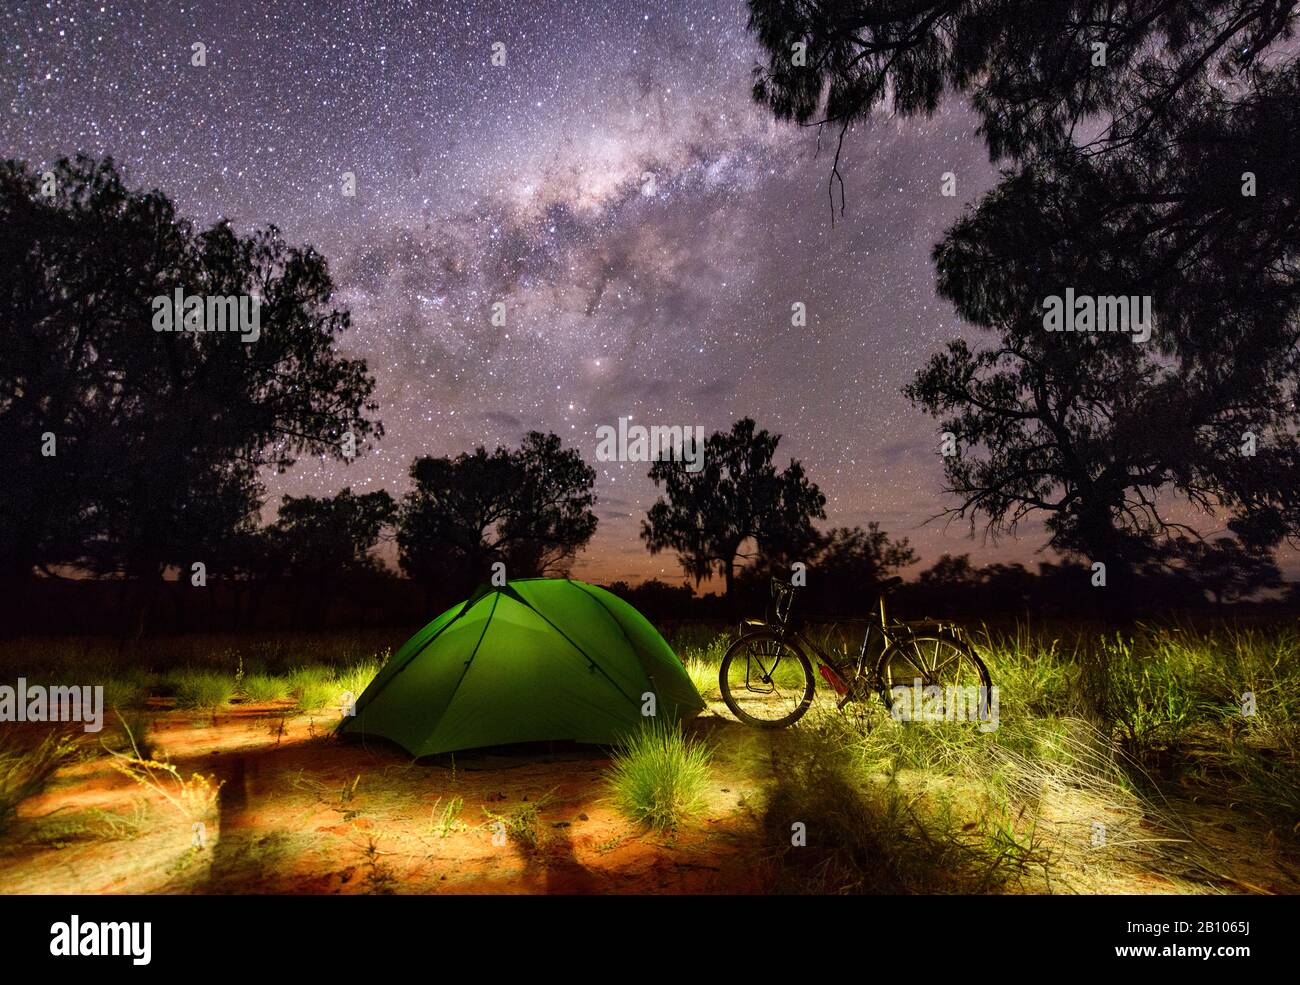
[[128, 575, 162, 644]]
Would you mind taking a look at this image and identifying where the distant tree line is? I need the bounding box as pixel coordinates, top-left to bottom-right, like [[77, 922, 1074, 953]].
[[2, 155, 1291, 638]]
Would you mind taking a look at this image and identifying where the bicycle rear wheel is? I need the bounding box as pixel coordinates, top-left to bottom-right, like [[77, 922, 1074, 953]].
[[877, 633, 994, 724], [719, 631, 815, 728]]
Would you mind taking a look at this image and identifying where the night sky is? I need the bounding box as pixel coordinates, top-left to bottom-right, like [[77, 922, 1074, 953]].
[[1, 0, 1047, 587]]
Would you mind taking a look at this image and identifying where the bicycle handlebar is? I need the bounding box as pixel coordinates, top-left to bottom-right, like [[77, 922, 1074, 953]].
[[771, 574, 903, 595]]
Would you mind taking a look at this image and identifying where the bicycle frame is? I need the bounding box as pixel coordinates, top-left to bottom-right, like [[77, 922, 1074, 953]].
[[724, 577, 989, 727], [758, 579, 899, 700]]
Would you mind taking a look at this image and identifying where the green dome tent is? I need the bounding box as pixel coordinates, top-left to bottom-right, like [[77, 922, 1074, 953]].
[[338, 579, 705, 756]]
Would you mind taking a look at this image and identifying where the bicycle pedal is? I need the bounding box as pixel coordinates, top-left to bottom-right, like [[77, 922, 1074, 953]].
[[835, 679, 871, 709]]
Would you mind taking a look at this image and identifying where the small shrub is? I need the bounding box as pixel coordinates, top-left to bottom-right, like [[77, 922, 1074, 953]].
[[481, 791, 555, 849], [242, 674, 290, 703], [170, 670, 235, 711], [335, 657, 383, 704], [683, 657, 716, 699], [286, 666, 338, 713], [431, 796, 465, 837], [101, 671, 154, 711], [607, 719, 711, 832], [105, 715, 222, 821]]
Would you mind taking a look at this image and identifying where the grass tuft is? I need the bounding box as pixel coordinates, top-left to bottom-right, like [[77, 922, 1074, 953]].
[[288, 666, 338, 713], [0, 731, 80, 834], [607, 718, 712, 832], [242, 674, 290, 703], [335, 657, 383, 705], [169, 670, 235, 711]]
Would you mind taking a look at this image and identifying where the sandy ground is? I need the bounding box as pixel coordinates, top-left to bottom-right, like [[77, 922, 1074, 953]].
[[1, 700, 778, 894], [2, 698, 1296, 894]]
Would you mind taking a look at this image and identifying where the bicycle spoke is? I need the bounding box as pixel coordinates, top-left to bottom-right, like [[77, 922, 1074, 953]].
[[882, 635, 991, 722], [720, 582, 991, 732], [722, 635, 814, 725]]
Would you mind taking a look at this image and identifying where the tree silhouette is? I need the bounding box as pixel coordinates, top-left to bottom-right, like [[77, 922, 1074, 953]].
[[641, 417, 826, 598], [0, 156, 382, 634], [1169, 536, 1282, 605], [268, 488, 395, 577], [396, 432, 597, 605], [800, 523, 916, 614], [916, 553, 980, 591], [746, 2, 1300, 592], [747, 1, 1297, 214], [265, 487, 395, 620], [0, 156, 382, 595]]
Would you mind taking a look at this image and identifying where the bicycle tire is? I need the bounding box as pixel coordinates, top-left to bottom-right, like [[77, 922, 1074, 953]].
[[719, 630, 816, 729], [876, 632, 993, 723]]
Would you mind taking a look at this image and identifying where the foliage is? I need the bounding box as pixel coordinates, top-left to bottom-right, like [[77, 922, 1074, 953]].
[[641, 417, 825, 596], [0, 155, 382, 624], [0, 731, 80, 834], [746, 1, 1300, 589], [397, 431, 596, 598]]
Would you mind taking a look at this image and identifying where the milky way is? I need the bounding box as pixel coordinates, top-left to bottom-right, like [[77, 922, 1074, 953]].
[[2, 0, 1043, 586]]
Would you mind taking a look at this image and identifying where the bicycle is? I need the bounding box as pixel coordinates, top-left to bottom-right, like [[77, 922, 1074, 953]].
[[718, 576, 993, 728]]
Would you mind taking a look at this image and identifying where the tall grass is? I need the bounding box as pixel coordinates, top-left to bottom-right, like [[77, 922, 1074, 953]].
[[242, 674, 291, 703], [101, 669, 155, 711], [678, 632, 730, 699], [758, 727, 1041, 893], [0, 631, 401, 680], [0, 731, 80, 834], [743, 618, 1300, 892], [607, 719, 712, 832], [288, 666, 338, 713], [682, 658, 716, 699], [335, 656, 384, 703]]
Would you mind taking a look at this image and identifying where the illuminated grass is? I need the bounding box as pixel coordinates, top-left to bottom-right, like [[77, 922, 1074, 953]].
[[168, 670, 235, 711], [335, 656, 384, 704], [288, 666, 338, 713], [683, 657, 717, 699], [0, 731, 80, 834], [607, 719, 712, 832], [749, 619, 1300, 892], [242, 674, 291, 703]]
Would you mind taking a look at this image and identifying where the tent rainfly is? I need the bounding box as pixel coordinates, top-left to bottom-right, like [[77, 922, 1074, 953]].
[[338, 579, 704, 756]]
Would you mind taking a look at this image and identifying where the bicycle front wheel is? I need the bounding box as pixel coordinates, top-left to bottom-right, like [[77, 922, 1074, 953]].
[[719, 631, 815, 728]]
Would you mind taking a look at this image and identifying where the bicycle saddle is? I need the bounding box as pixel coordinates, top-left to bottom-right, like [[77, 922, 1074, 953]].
[[876, 576, 904, 593]]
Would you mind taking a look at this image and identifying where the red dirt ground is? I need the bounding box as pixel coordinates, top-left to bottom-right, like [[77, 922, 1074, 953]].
[[3, 699, 1295, 894], [1, 701, 775, 894]]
